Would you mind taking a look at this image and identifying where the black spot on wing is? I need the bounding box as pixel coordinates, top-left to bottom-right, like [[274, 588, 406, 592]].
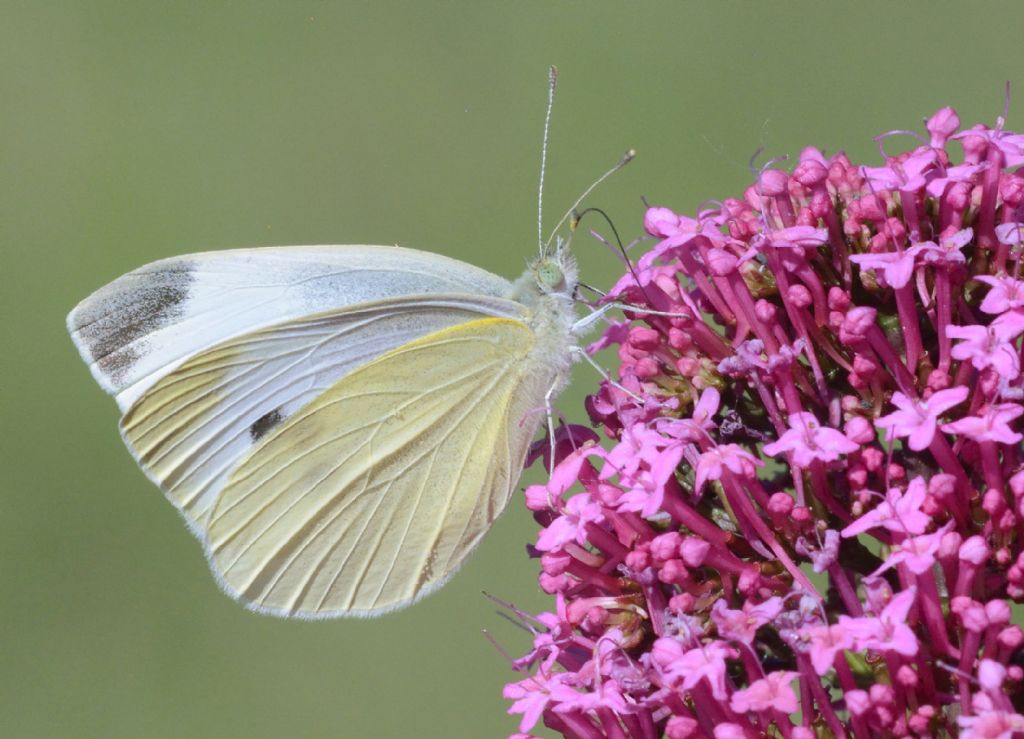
[[250, 408, 284, 441]]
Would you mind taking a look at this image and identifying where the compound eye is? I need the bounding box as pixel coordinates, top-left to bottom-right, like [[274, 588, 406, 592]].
[[536, 262, 565, 291]]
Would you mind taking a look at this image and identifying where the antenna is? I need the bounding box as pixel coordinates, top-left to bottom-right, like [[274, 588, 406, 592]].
[[544, 148, 637, 250], [538, 66, 559, 253]]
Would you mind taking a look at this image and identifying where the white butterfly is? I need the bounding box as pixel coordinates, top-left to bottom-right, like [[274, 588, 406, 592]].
[[68, 241, 581, 618], [67, 66, 636, 618]]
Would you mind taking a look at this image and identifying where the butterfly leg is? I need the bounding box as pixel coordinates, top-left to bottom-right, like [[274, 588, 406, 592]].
[[543, 381, 559, 471], [569, 345, 643, 402]]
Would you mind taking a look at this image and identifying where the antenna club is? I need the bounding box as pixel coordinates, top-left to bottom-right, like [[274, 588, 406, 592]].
[[622, 148, 638, 164], [549, 65, 559, 81]]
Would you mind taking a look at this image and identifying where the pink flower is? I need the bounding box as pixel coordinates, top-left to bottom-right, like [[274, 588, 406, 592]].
[[710, 597, 784, 644], [874, 387, 969, 451], [871, 521, 955, 576], [650, 638, 737, 700], [693, 444, 764, 495], [840, 588, 919, 657], [763, 412, 859, 468], [656, 387, 719, 442], [958, 708, 1024, 738], [504, 672, 575, 732], [729, 671, 800, 714], [803, 622, 854, 675], [536, 492, 606, 552], [906, 227, 973, 266], [549, 678, 633, 716], [849, 249, 917, 289], [975, 275, 1024, 314], [995, 222, 1024, 247], [842, 476, 932, 537], [941, 403, 1024, 444], [947, 323, 1022, 378]]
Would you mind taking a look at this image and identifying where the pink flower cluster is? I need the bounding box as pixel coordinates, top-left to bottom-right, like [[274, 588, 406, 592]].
[[503, 107, 1024, 738]]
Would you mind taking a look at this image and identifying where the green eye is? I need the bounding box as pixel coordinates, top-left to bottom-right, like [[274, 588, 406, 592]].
[[536, 261, 565, 291]]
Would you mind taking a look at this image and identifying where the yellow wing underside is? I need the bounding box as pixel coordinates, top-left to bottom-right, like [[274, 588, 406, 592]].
[[203, 317, 540, 617]]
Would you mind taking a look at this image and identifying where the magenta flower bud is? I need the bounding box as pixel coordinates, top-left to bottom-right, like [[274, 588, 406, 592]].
[[791, 730, 815, 739], [628, 326, 660, 350], [791, 506, 812, 526], [938, 530, 963, 561], [983, 483, 1007, 511], [669, 593, 695, 613], [827, 286, 851, 311], [861, 447, 884, 471], [846, 464, 868, 488], [541, 551, 571, 576], [927, 106, 960, 146], [959, 535, 992, 565], [644, 206, 681, 237], [624, 547, 650, 571], [844, 416, 875, 444], [978, 659, 1007, 693], [928, 473, 957, 500], [840, 306, 878, 341], [1010, 665, 1024, 682], [896, 664, 919, 687], [846, 689, 871, 716], [754, 299, 777, 323], [961, 603, 989, 633], [582, 605, 608, 632], [793, 159, 828, 187], [675, 356, 699, 376], [760, 169, 790, 196], [768, 492, 795, 517], [664, 716, 699, 739], [787, 284, 812, 308], [999, 625, 1024, 650], [538, 572, 570, 594], [634, 357, 660, 379], [667, 327, 692, 350], [985, 598, 1012, 625], [524, 484, 554, 511], [680, 537, 710, 567], [650, 531, 683, 564]]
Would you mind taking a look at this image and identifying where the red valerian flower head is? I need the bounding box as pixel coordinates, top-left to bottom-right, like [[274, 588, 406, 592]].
[[502, 104, 1024, 738]]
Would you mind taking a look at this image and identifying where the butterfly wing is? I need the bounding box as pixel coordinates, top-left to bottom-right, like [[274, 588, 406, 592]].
[[68, 245, 515, 410], [203, 317, 558, 617], [119, 296, 527, 533]]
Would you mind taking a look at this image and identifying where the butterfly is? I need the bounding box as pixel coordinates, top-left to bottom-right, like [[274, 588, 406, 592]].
[[67, 240, 582, 618], [67, 66, 637, 618]]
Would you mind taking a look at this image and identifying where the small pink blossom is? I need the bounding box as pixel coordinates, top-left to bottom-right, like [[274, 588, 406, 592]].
[[975, 274, 1024, 314], [941, 403, 1024, 444], [850, 249, 917, 289], [874, 387, 969, 451], [763, 412, 859, 468], [729, 671, 800, 714], [710, 597, 784, 644], [842, 477, 932, 537], [947, 323, 1022, 378], [871, 521, 955, 576], [840, 587, 919, 657], [693, 444, 764, 495], [536, 493, 606, 552], [803, 622, 854, 675], [650, 638, 737, 700]]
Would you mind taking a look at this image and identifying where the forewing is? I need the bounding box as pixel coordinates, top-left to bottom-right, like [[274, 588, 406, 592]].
[[119, 296, 526, 533], [68, 245, 515, 410], [204, 317, 551, 617]]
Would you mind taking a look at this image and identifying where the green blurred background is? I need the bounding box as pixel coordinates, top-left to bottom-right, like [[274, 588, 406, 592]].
[[3, 2, 1024, 737]]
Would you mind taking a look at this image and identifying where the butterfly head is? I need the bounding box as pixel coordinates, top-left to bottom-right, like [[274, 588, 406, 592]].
[[531, 238, 578, 298]]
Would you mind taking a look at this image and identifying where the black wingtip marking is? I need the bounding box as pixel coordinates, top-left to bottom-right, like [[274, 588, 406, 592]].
[[250, 408, 284, 441]]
